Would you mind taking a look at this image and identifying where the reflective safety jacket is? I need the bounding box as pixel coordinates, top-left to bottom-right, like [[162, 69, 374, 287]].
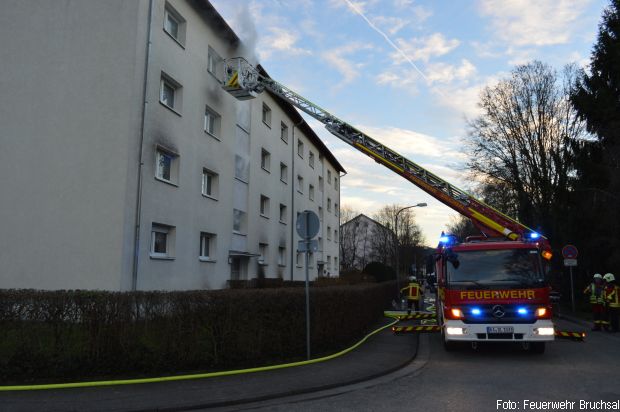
[[401, 282, 421, 301], [605, 285, 620, 308], [584, 282, 605, 304]]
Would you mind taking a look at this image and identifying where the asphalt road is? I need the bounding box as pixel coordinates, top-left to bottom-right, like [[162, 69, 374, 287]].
[[230, 311, 620, 412]]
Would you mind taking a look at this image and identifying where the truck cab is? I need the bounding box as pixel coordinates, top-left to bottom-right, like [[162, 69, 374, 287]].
[[433, 236, 554, 353]]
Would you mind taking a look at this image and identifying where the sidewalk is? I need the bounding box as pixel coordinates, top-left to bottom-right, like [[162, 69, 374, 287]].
[[1, 321, 418, 412]]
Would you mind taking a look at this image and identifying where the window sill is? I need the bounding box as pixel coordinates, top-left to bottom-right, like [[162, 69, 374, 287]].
[[232, 231, 247, 236], [205, 130, 221, 141], [263, 121, 271, 129], [199, 257, 216, 263], [279, 220, 287, 225], [202, 193, 218, 201], [155, 177, 179, 187], [260, 214, 270, 219], [298, 154, 304, 159], [150, 255, 175, 260], [207, 70, 222, 84], [234, 177, 249, 184], [278, 264, 286, 268], [163, 29, 186, 49], [261, 167, 270, 174], [159, 101, 182, 117], [281, 137, 288, 144], [280, 179, 288, 184]]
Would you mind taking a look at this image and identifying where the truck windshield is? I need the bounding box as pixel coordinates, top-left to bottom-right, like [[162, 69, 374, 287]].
[[446, 249, 544, 289]]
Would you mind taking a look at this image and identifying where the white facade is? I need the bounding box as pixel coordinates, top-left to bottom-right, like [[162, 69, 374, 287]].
[[339, 214, 394, 271], [0, 0, 343, 290]]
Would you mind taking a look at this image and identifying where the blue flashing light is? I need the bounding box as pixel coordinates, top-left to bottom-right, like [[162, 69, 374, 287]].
[[529, 232, 541, 240], [439, 236, 450, 244], [517, 307, 528, 315], [471, 308, 482, 316]]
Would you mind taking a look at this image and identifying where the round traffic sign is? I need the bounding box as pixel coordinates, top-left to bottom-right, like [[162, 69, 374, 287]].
[[296, 210, 320, 239], [562, 245, 578, 259]]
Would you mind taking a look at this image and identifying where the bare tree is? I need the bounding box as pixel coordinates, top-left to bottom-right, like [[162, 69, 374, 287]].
[[466, 61, 587, 237], [339, 206, 360, 270]]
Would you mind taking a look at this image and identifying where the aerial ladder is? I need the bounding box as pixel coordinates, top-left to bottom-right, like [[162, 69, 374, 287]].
[[221, 57, 552, 258]]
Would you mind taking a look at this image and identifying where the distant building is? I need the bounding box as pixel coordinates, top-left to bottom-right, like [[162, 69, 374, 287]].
[[339, 214, 395, 271], [0, 0, 344, 290]]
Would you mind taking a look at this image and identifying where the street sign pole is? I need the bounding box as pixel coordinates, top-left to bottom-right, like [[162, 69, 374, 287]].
[[570, 266, 575, 313], [304, 213, 311, 360], [296, 210, 319, 361], [562, 245, 579, 314]]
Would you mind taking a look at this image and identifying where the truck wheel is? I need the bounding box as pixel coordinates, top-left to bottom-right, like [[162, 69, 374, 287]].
[[530, 342, 545, 354]]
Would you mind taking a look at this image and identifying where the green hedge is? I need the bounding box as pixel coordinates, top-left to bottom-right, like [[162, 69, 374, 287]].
[[0, 282, 394, 384]]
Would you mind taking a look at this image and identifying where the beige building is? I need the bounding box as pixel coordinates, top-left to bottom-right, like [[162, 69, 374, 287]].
[[0, 0, 343, 290]]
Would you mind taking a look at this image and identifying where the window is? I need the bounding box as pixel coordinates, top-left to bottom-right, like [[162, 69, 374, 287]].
[[235, 155, 249, 182], [334, 177, 339, 190], [202, 168, 218, 198], [260, 195, 270, 217], [335, 257, 338, 270], [159, 73, 182, 113], [280, 122, 289, 143], [309, 184, 315, 201], [319, 176, 324, 192], [279, 204, 287, 223], [297, 140, 304, 158], [319, 206, 323, 220], [155, 148, 178, 184], [259, 243, 268, 265], [327, 198, 332, 212], [233, 209, 247, 233], [327, 226, 332, 241], [204, 106, 221, 137], [327, 170, 332, 184], [326, 255, 331, 271], [151, 223, 175, 258], [334, 229, 338, 242], [297, 175, 304, 193], [334, 203, 338, 216], [296, 252, 303, 267], [262, 103, 271, 127], [261, 149, 271, 172], [309, 151, 314, 168], [278, 247, 286, 266], [199, 232, 215, 261], [280, 162, 288, 183], [319, 236, 323, 251], [163, 3, 185, 45], [207, 46, 222, 79]]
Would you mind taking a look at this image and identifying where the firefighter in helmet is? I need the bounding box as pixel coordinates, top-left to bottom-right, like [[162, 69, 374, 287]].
[[584, 273, 606, 331], [604, 273, 619, 333], [401, 276, 421, 314]]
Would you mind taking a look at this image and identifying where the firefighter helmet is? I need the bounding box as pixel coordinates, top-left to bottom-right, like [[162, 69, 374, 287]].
[[603, 273, 615, 282], [409, 276, 416, 282], [593, 273, 603, 279]]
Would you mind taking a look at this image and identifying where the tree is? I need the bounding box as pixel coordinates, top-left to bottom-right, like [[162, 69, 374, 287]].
[[445, 215, 478, 241], [465, 61, 587, 240], [339, 206, 360, 270]]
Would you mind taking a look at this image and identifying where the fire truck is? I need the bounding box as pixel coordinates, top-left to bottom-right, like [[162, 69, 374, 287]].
[[221, 57, 555, 353]]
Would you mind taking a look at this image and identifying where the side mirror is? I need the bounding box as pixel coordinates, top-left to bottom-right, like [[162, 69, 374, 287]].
[[446, 249, 460, 269]]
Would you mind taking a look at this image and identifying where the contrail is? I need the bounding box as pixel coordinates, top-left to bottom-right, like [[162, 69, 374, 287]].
[[342, 0, 433, 86]]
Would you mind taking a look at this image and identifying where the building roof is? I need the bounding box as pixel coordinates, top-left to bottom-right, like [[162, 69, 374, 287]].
[[193, 1, 345, 174], [341, 214, 394, 234]]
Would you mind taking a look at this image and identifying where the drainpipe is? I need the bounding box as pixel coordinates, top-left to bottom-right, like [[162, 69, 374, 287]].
[[132, 0, 154, 291], [290, 119, 304, 281]]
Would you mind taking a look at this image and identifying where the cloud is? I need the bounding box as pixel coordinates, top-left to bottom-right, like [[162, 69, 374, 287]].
[[259, 27, 312, 60], [321, 42, 373, 85], [392, 33, 460, 63], [371, 15, 410, 35], [478, 0, 592, 47], [426, 59, 477, 84]]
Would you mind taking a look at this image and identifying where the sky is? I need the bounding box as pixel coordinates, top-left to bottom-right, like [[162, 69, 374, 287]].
[[211, 0, 608, 246]]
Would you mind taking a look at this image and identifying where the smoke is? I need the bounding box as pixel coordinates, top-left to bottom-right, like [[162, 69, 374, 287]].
[[233, 3, 260, 65]]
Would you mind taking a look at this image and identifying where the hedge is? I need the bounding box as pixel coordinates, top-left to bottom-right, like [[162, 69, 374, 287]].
[[0, 282, 395, 384]]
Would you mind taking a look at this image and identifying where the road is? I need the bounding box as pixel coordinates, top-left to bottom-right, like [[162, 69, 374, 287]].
[[229, 307, 620, 412]]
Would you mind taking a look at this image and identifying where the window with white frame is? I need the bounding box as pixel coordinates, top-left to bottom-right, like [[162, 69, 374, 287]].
[[199, 232, 215, 261], [309, 151, 314, 168], [327, 226, 332, 240], [280, 162, 288, 183], [278, 247, 286, 266], [204, 106, 221, 137], [327, 198, 332, 212], [309, 184, 314, 201], [160, 73, 182, 112], [233, 209, 247, 233], [319, 176, 324, 192], [259, 243, 268, 265], [202, 168, 218, 198], [260, 195, 270, 217], [261, 149, 271, 172], [163, 3, 185, 45], [151, 223, 175, 258], [334, 203, 338, 216], [280, 122, 288, 143], [155, 148, 178, 184], [279, 204, 287, 223], [327, 170, 332, 184], [326, 255, 331, 271], [297, 175, 304, 193], [296, 252, 303, 267], [207, 46, 222, 79], [334, 229, 338, 242], [262, 103, 271, 127], [334, 177, 339, 190], [297, 139, 304, 158]]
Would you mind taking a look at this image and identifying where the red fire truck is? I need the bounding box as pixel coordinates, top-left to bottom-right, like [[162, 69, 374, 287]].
[[221, 57, 556, 353]]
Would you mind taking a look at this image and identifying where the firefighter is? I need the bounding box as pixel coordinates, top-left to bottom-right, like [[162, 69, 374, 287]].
[[584, 273, 606, 331], [401, 276, 421, 314], [604, 273, 619, 333]]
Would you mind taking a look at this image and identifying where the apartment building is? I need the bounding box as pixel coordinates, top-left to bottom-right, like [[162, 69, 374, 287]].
[[0, 0, 343, 290]]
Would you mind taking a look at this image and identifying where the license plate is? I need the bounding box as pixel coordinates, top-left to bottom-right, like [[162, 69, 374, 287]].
[[487, 326, 514, 334]]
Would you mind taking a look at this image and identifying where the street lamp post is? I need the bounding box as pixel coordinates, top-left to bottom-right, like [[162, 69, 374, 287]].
[[394, 203, 427, 300]]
